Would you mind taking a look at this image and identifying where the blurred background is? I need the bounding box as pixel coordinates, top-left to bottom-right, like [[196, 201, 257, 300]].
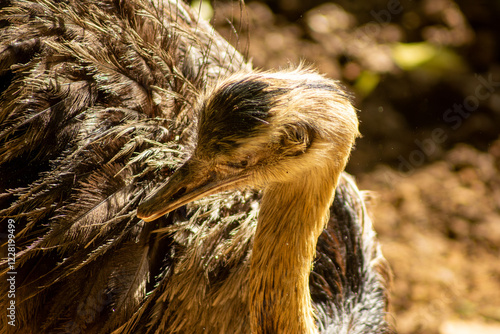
[[194, 0, 500, 333]]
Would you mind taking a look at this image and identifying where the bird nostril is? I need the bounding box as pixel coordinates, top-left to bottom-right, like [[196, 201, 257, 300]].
[[171, 186, 187, 200], [209, 171, 217, 181]]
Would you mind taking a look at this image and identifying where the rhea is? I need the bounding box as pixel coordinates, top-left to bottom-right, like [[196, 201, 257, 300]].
[[138, 69, 359, 333], [0, 0, 392, 332]]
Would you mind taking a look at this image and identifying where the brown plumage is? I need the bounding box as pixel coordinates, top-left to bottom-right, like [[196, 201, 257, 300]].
[[0, 0, 392, 333]]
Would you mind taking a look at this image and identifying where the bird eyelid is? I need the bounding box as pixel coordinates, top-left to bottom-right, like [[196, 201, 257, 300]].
[[224, 160, 249, 169]]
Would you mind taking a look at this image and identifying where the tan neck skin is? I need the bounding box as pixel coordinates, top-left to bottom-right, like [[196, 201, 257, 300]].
[[249, 167, 338, 334]]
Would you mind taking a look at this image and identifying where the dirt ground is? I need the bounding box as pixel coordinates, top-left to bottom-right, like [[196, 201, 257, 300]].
[[207, 0, 500, 333]]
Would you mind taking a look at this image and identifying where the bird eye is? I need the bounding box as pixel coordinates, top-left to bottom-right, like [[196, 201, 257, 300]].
[[225, 160, 248, 169]]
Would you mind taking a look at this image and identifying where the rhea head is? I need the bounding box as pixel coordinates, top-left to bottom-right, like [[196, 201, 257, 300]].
[[138, 67, 359, 333], [137, 67, 359, 222]]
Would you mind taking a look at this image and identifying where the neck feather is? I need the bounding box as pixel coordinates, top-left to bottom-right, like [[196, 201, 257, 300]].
[[249, 165, 340, 334]]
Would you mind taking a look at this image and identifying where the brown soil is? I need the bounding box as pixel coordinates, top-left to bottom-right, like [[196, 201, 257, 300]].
[[209, 1, 500, 333]]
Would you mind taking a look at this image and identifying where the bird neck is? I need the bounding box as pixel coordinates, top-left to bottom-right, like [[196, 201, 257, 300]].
[[249, 166, 339, 334]]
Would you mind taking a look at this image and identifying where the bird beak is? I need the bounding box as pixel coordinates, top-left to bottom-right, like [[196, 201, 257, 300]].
[[137, 159, 247, 222]]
